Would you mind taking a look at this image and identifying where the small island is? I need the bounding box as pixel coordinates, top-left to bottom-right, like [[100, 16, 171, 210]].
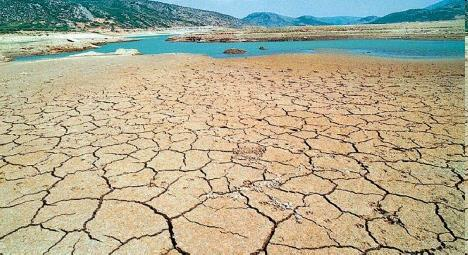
[[223, 48, 247, 54]]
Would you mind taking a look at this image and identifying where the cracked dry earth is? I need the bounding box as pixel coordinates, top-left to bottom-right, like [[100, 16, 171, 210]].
[[0, 54, 465, 255]]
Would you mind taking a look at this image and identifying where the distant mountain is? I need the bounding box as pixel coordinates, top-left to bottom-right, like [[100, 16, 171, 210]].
[[242, 12, 376, 27], [293, 16, 329, 26], [371, 0, 464, 24], [354, 16, 380, 24], [242, 12, 296, 27], [0, 0, 242, 32], [313, 16, 378, 25], [243, 0, 464, 27]]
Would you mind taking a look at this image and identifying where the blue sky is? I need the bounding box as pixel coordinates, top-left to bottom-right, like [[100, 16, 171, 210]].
[[158, 0, 441, 18]]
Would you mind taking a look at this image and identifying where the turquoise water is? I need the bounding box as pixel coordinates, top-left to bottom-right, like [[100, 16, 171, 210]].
[[16, 35, 464, 61]]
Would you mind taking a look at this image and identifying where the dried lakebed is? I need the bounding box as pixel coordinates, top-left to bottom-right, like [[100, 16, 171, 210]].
[[0, 54, 465, 254]]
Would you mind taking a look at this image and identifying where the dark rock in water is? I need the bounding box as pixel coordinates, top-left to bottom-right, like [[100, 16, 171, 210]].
[[259, 46, 267, 50], [223, 48, 247, 54]]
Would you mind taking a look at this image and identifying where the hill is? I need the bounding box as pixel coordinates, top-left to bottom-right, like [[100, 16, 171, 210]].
[[293, 16, 329, 26], [242, 13, 375, 27], [0, 0, 242, 32], [243, 0, 465, 27], [241, 12, 296, 27], [313, 16, 378, 25], [371, 0, 464, 24], [425, 0, 462, 10]]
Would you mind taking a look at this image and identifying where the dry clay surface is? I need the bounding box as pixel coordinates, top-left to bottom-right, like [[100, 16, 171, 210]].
[[0, 54, 465, 254]]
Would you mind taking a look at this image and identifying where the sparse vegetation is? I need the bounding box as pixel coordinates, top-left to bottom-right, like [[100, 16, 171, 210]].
[[0, 23, 70, 33], [0, 0, 241, 33], [371, 0, 465, 24]]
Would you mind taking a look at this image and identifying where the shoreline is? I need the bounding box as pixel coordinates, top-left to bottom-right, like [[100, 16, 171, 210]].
[[0, 26, 220, 62], [0, 32, 133, 62], [7, 52, 465, 67], [1, 20, 464, 63], [168, 20, 464, 42], [8, 37, 142, 61], [10, 52, 466, 65], [168, 34, 464, 43]]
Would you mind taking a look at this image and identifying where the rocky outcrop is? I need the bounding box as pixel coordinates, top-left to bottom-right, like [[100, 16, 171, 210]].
[[223, 48, 247, 54]]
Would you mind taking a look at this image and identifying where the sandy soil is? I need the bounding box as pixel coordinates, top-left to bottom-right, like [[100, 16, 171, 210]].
[[0, 54, 465, 254], [168, 20, 465, 42]]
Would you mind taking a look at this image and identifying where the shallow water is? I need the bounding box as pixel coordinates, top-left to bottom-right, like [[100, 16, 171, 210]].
[[16, 35, 465, 61]]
